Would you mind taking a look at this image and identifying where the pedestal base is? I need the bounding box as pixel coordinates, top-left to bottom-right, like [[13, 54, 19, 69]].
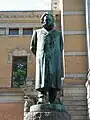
[[25, 104, 71, 120]]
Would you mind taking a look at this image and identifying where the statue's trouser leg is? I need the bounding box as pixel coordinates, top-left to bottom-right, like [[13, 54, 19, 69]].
[[48, 88, 57, 103]]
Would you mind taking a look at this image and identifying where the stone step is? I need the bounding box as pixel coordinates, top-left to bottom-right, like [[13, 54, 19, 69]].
[[64, 100, 87, 106], [64, 92, 87, 97], [72, 118, 89, 120], [63, 96, 87, 101], [66, 105, 88, 111], [64, 89, 86, 94], [64, 86, 86, 90], [71, 115, 88, 120], [69, 110, 88, 116], [63, 84, 88, 120], [63, 84, 86, 88], [72, 119, 89, 120]]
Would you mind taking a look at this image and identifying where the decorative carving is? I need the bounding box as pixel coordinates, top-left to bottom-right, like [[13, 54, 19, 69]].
[[0, 12, 43, 20], [8, 47, 31, 63], [0, 11, 60, 20]]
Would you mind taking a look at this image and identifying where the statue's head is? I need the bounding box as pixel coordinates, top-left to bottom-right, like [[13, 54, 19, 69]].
[[40, 12, 54, 30]]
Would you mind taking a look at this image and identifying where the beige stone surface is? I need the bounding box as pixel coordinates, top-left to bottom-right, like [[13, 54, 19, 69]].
[[0, 103, 24, 120], [65, 56, 88, 73], [0, 88, 24, 120], [63, 0, 85, 11], [64, 79, 86, 85], [0, 36, 31, 86], [64, 35, 87, 52], [64, 15, 85, 31]]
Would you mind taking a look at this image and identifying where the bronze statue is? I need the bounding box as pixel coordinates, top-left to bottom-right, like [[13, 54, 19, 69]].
[[30, 12, 64, 104]]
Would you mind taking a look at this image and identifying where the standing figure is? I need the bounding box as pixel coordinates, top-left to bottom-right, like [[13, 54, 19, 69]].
[[30, 12, 64, 104]]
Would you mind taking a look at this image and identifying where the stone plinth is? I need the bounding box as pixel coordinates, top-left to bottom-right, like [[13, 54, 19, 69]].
[[25, 104, 71, 120], [0, 88, 24, 120]]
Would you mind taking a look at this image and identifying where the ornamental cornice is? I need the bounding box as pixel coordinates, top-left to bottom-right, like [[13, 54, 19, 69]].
[[0, 11, 60, 20], [0, 11, 43, 20]]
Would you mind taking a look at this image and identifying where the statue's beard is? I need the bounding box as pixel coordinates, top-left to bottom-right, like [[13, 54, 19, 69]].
[[43, 23, 54, 31]]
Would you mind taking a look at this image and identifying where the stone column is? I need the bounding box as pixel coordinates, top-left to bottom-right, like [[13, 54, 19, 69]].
[[85, 0, 90, 119], [86, 80, 90, 119], [0, 88, 24, 120]]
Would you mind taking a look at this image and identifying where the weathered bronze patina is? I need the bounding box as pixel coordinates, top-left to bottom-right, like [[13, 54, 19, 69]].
[[30, 12, 64, 104]]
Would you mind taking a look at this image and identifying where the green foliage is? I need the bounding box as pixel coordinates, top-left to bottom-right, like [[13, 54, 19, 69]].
[[13, 64, 27, 88]]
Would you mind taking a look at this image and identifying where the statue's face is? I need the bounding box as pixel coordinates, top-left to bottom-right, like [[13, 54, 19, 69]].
[[43, 14, 54, 30]]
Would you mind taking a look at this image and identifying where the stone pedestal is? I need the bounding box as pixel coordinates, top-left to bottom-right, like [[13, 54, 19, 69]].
[[25, 104, 71, 120], [0, 88, 24, 120]]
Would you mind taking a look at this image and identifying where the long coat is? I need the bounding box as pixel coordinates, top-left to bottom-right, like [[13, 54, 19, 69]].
[[30, 27, 64, 92]]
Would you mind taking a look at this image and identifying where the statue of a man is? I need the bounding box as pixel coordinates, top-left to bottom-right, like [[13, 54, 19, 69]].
[[30, 12, 64, 104]]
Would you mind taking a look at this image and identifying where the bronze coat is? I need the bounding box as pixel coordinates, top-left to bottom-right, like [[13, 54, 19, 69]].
[[30, 28, 64, 92]]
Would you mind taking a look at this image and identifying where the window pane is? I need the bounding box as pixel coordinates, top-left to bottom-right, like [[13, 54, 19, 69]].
[[9, 28, 19, 35], [23, 28, 33, 35], [0, 28, 6, 35]]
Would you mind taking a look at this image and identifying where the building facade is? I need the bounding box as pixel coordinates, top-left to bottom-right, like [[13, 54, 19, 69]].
[[61, 0, 89, 120], [52, 0, 89, 120], [0, 11, 60, 88], [0, 0, 90, 120], [0, 11, 60, 120], [51, 0, 61, 10]]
